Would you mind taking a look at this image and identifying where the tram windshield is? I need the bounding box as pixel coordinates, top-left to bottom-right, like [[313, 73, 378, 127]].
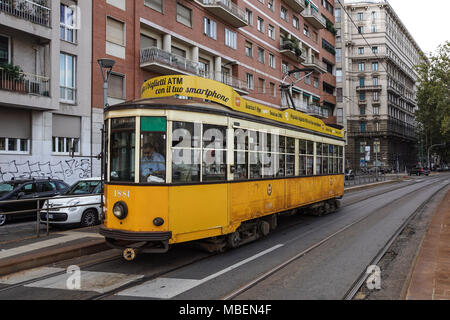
[[110, 117, 135, 182]]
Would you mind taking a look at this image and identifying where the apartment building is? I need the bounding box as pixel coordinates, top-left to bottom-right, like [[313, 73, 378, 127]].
[[335, 0, 423, 170], [0, 0, 98, 184], [92, 0, 338, 124]]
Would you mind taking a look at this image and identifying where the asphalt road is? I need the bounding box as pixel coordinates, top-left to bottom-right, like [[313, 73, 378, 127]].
[[0, 174, 448, 300]]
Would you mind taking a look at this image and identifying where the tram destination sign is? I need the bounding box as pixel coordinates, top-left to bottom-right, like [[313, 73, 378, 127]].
[[141, 75, 344, 139]]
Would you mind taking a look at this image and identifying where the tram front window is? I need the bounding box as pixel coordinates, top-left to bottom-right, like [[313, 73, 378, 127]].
[[140, 117, 166, 183], [110, 118, 135, 182]]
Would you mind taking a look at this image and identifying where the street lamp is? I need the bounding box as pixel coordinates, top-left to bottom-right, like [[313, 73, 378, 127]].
[[97, 58, 115, 107]]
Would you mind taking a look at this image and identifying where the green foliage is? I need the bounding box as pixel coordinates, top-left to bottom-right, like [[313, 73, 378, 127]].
[[415, 41, 450, 160], [0, 62, 24, 81]]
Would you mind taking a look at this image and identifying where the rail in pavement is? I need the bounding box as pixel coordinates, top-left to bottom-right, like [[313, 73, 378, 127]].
[[0, 177, 410, 277]]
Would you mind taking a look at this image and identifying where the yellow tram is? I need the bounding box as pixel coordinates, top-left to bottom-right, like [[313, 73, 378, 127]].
[[100, 75, 345, 259]]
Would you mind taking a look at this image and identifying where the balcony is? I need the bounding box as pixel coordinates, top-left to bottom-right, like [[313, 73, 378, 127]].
[[220, 75, 249, 96], [0, 66, 51, 110], [0, 67, 50, 96], [307, 105, 328, 119], [303, 57, 328, 73], [197, 0, 248, 28], [0, 0, 51, 27], [356, 85, 382, 92], [301, 7, 326, 29], [280, 41, 306, 62], [283, 0, 306, 13], [140, 47, 200, 76]]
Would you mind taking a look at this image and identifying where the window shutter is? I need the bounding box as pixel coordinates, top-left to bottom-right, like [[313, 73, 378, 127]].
[[107, 17, 125, 46]]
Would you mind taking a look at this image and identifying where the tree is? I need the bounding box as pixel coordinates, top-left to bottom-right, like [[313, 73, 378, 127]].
[[415, 41, 450, 164]]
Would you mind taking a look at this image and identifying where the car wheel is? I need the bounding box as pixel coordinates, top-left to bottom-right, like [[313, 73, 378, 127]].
[[81, 209, 99, 227], [0, 212, 6, 226]]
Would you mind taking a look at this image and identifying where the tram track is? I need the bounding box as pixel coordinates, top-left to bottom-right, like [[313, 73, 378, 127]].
[[0, 176, 446, 299], [220, 175, 449, 300]]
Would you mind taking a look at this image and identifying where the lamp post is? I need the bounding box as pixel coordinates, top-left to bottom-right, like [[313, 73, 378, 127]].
[[97, 59, 115, 223], [97, 58, 115, 107]]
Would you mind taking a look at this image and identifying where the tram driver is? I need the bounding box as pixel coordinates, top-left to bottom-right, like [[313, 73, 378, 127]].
[[141, 142, 165, 183]]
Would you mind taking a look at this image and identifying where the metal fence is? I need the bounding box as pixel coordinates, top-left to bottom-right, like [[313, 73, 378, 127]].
[[344, 173, 387, 187], [0, 194, 103, 238], [0, 0, 51, 27]]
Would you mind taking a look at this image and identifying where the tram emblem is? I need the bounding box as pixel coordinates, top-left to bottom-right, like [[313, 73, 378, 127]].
[[235, 97, 241, 107], [267, 184, 273, 196]]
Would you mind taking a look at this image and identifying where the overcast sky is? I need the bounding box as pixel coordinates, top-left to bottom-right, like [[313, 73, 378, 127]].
[[386, 0, 450, 54]]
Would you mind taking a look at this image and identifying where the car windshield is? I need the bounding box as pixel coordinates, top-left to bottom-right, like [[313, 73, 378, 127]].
[[0, 182, 18, 196], [65, 181, 101, 195]]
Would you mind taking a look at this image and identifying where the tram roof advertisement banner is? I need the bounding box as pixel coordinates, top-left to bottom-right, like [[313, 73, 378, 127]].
[[141, 75, 344, 139]]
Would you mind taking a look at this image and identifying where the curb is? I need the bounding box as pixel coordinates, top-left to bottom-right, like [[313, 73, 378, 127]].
[[0, 238, 108, 277], [344, 178, 402, 193]]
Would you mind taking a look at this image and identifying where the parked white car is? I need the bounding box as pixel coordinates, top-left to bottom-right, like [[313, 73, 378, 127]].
[[40, 178, 103, 227]]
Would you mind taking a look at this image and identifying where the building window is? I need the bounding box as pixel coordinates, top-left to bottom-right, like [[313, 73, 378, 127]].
[[282, 61, 288, 74], [359, 77, 365, 87], [245, 41, 253, 57], [258, 78, 265, 93], [373, 106, 379, 115], [372, 62, 379, 71], [145, 0, 163, 13], [303, 24, 310, 37], [176, 3, 192, 27], [245, 9, 253, 25], [225, 29, 237, 49], [371, 25, 377, 33], [358, 26, 364, 34], [358, 62, 365, 72], [0, 35, 10, 64], [52, 137, 80, 154], [313, 77, 319, 88], [257, 17, 264, 32], [60, 53, 76, 103], [293, 16, 299, 29], [336, 69, 342, 82], [203, 17, 217, 40], [280, 7, 288, 21], [60, 4, 77, 43], [360, 122, 366, 133], [373, 77, 379, 85], [358, 47, 364, 55], [268, 0, 274, 10], [269, 53, 275, 68], [108, 73, 125, 101], [106, 16, 125, 58], [246, 73, 254, 90], [357, 12, 363, 21], [0, 138, 29, 154], [373, 91, 379, 101], [372, 46, 378, 54], [257, 47, 265, 63], [270, 82, 276, 97], [140, 34, 157, 50], [268, 24, 275, 39]]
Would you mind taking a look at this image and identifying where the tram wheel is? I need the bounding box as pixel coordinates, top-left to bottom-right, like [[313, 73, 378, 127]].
[[227, 231, 241, 249]]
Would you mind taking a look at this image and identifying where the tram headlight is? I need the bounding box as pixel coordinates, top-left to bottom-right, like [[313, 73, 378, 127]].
[[113, 201, 128, 220], [153, 217, 164, 226]]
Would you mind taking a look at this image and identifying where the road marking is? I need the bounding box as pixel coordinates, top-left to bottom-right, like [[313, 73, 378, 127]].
[[116, 244, 284, 299], [0, 232, 102, 259], [0, 267, 64, 285], [25, 270, 143, 294]]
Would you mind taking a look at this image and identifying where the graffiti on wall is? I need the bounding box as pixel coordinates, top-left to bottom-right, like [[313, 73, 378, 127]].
[[0, 159, 97, 183]]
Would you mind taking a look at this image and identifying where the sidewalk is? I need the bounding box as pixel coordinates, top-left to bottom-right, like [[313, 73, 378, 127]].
[[406, 188, 450, 300], [0, 226, 107, 276]]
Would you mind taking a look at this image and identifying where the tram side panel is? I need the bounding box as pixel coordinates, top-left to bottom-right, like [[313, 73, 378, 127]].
[[228, 180, 286, 226], [168, 184, 228, 243]]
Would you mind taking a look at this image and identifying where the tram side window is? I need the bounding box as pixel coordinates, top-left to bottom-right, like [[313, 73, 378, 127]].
[[339, 146, 344, 174], [172, 121, 201, 183], [234, 128, 248, 180], [299, 139, 314, 176], [249, 130, 262, 179], [140, 117, 167, 183], [110, 117, 135, 182], [203, 124, 227, 181], [286, 137, 295, 177], [316, 143, 322, 175]]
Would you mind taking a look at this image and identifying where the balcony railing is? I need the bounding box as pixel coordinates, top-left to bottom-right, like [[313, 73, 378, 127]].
[[0, 67, 50, 97], [307, 105, 328, 118], [303, 57, 328, 73], [283, 0, 306, 13], [200, 0, 247, 27], [220, 74, 249, 94], [0, 0, 51, 27], [301, 7, 326, 29], [140, 47, 200, 75], [356, 85, 382, 91]]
